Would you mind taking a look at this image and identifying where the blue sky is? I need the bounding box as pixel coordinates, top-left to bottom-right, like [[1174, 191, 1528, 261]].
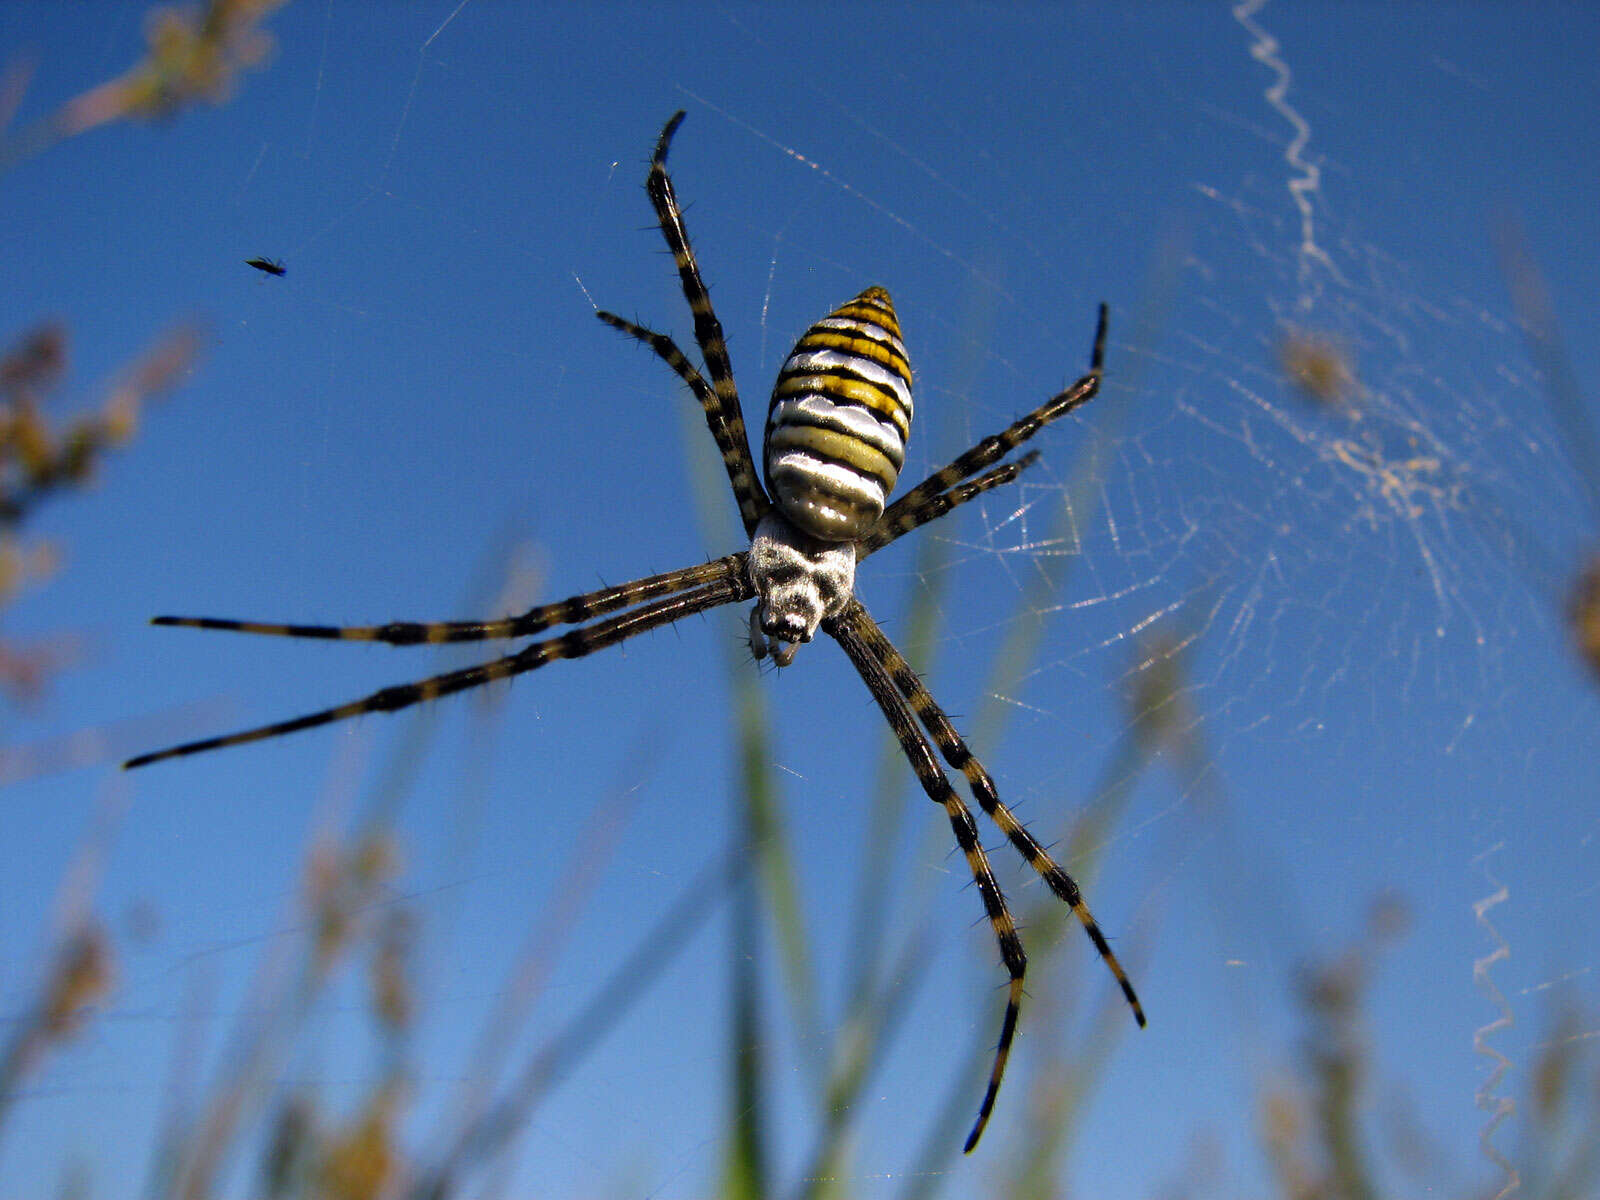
[[3, 3, 1598, 1196]]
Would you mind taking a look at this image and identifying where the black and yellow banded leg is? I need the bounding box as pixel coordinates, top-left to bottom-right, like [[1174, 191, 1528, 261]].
[[858, 451, 1042, 558], [826, 601, 1025, 1155], [878, 303, 1106, 535], [847, 603, 1145, 1029], [126, 575, 754, 769], [643, 111, 766, 535], [149, 555, 748, 647], [594, 312, 767, 533]]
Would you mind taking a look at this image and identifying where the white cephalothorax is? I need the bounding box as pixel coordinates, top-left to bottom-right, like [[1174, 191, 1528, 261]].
[[746, 510, 856, 666]]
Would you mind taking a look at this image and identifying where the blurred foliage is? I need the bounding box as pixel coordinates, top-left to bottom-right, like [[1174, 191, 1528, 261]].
[[1259, 897, 1409, 1200], [1278, 328, 1357, 411], [0, 919, 114, 1136], [1494, 216, 1600, 690], [2, 0, 222, 718], [0, 322, 202, 533], [1250, 898, 1598, 1200], [60, 0, 282, 131], [1, 0, 285, 172], [1568, 557, 1600, 687], [0, 319, 202, 710]]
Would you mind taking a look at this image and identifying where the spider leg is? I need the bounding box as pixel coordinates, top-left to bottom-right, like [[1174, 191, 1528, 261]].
[[125, 575, 753, 769], [857, 451, 1042, 558], [845, 602, 1145, 1030], [594, 312, 760, 526], [150, 555, 747, 646], [877, 303, 1106, 535], [640, 111, 768, 535], [825, 601, 1025, 1155]]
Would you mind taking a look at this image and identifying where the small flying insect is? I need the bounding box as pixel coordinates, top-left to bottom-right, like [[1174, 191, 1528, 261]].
[[245, 257, 286, 277]]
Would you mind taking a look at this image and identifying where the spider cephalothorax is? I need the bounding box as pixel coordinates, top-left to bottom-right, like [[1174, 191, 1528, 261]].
[[128, 112, 1143, 1152], [747, 510, 855, 666]]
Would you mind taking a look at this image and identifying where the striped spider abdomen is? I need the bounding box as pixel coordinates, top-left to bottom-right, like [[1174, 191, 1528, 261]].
[[763, 286, 913, 542]]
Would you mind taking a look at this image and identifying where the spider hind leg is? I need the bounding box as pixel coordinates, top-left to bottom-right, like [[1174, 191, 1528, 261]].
[[826, 602, 1027, 1154], [850, 604, 1146, 1026]]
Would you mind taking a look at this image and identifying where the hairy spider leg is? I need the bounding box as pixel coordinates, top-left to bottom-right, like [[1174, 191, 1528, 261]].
[[858, 451, 1041, 557], [638, 110, 767, 534], [125, 575, 753, 768], [876, 303, 1106, 539], [825, 603, 1026, 1154], [847, 603, 1145, 1030], [593, 312, 762, 526], [149, 556, 746, 646]]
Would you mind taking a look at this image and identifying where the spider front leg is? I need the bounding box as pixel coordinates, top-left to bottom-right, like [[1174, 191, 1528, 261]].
[[858, 451, 1043, 558], [876, 303, 1107, 537], [594, 311, 766, 534], [617, 110, 769, 535], [826, 603, 1027, 1154]]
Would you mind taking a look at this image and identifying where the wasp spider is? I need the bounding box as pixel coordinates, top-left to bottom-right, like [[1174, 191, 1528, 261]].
[[126, 112, 1144, 1150]]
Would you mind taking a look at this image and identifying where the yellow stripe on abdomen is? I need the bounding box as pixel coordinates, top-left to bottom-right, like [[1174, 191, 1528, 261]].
[[764, 287, 913, 542]]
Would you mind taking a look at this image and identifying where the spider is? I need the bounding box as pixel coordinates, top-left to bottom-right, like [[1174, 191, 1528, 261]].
[[127, 112, 1144, 1151], [245, 256, 286, 276]]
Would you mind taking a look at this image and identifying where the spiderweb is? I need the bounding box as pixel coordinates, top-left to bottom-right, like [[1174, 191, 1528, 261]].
[[2, 4, 1596, 1198]]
